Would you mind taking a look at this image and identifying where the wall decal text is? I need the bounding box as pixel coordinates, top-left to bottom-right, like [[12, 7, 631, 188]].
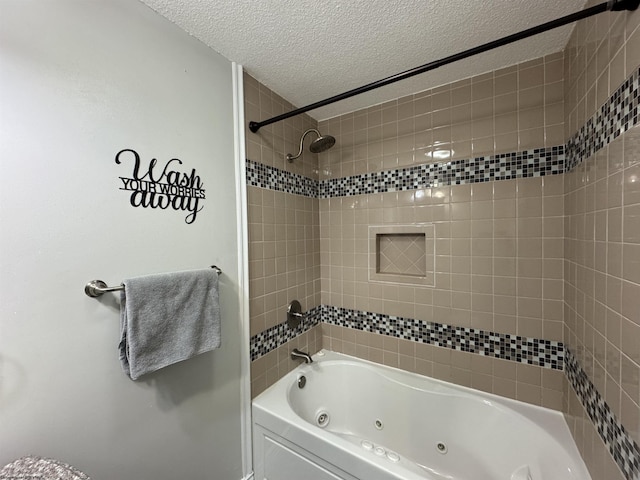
[[115, 149, 205, 224]]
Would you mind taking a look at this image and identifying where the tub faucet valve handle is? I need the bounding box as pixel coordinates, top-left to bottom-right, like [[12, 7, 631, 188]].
[[287, 300, 306, 328]]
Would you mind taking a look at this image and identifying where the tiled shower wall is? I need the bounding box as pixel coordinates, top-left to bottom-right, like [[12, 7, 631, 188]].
[[245, 6, 640, 477], [246, 56, 568, 402], [317, 55, 568, 409], [244, 73, 322, 395], [318, 54, 564, 180], [562, 4, 640, 480]]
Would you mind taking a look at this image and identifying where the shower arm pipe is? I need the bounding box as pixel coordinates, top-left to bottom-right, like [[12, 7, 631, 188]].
[[287, 128, 321, 161], [248, 0, 639, 133]]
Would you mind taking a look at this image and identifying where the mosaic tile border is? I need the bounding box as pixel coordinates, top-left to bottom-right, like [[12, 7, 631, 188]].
[[565, 349, 640, 480], [566, 66, 640, 171], [250, 305, 322, 361], [246, 146, 565, 199], [321, 304, 563, 369], [250, 304, 564, 370], [246, 159, 317, 197], [318, 146, 565, 198]]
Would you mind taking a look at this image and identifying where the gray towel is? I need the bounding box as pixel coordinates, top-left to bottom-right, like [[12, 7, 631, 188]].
[[0, 456, 90, 479], [119, 268, 221, 380]]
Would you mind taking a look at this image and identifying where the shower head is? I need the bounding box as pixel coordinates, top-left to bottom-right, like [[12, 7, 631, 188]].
[[309, 134, 336, 153], [286, 129, 336, 163]]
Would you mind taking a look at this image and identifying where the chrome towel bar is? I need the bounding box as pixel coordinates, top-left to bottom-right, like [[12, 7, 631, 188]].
[[84, 265, 222, 298]]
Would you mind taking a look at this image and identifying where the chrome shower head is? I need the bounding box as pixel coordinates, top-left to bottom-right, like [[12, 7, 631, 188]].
[[286, 129, 336, 163]]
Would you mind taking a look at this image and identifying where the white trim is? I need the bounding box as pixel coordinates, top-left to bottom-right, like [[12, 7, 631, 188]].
[[240, 473, 255, 480], [232, 62, 253, 479]]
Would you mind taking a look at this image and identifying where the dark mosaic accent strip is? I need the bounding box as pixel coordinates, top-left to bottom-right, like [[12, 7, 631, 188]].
[[565, 348, 640, 480], [249, 305, 322, 361], [318, 146, 565, 198], [566, 67, 640, 172], [246, 159, 318, 197], [246, 146, 564, 199], [321, 305, 563, 369], [251, 304, 563, 370]]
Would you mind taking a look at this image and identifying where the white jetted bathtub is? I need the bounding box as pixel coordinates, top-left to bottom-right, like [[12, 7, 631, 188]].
[[252, 350, 590, 480]]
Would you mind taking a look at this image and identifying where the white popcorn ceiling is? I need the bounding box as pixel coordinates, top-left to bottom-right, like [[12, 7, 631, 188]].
[[139, 0, 588, 120]]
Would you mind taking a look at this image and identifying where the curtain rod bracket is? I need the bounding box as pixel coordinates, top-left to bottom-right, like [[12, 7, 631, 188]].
[[608, 0, 639, 10]]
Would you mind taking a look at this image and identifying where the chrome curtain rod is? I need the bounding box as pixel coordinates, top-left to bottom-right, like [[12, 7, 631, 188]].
[[248, 0, 639, 133]]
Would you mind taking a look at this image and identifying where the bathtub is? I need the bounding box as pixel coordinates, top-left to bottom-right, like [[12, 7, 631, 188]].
[[252, 350, 591, 480]]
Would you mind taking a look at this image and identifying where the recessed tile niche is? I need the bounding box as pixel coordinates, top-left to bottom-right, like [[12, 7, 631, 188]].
[[369, 224, 435, 286]]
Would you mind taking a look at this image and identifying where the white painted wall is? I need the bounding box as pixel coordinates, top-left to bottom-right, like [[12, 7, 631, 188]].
[[0, 1, 244, 478]]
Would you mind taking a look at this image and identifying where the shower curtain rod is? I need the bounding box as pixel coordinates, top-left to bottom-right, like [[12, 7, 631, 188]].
[[249, 0, 639, 133]]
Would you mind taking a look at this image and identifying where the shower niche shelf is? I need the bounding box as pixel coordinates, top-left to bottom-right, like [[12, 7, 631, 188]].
[[369, 224, 435, 287]]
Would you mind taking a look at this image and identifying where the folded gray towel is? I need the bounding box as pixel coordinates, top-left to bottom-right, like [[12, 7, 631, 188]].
[[119, 268, 221, 380], [0, 456, 90, 479]]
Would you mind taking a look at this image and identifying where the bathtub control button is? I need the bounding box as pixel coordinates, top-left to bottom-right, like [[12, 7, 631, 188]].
[[386, 451, 400, 463], [374, 446, 386, 456], [361, 440, 374, 451]]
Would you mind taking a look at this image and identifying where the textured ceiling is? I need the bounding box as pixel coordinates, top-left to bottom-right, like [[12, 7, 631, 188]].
[[138, 0, 587, 120]]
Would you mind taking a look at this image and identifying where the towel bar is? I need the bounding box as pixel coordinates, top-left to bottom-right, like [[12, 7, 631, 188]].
[[85, 265, 222, 298]]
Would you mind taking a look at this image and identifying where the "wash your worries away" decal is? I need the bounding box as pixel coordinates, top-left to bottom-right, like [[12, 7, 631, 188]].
[[115, 149, 205, 224]]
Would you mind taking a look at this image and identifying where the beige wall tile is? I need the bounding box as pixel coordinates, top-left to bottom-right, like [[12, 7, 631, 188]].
[[519, 64, 545, 90], [316, 54, 565, 181], [248, 25, 640, 477], [564, 13, 640, 462]]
